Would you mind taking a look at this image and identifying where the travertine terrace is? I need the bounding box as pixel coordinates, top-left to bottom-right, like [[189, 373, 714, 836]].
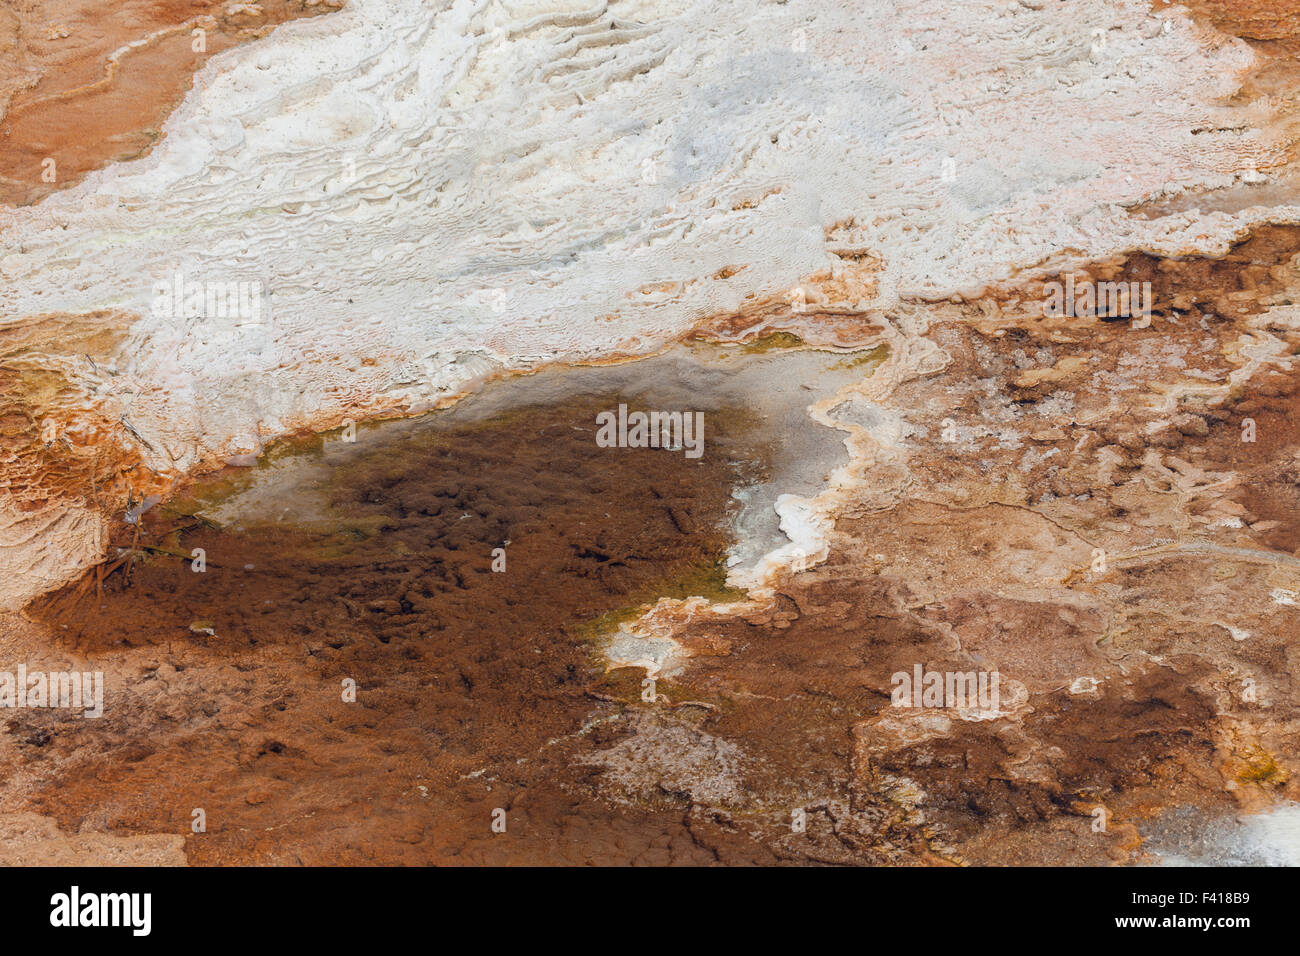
[[2, 0, 1300, 866]]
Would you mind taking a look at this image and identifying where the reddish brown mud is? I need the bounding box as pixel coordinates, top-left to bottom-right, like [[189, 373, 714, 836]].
[[19, 389, 767, 864]]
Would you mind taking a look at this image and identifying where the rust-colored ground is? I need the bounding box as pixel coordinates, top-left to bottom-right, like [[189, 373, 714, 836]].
[[10, 224, 1300, 865], [7, 0, 1300, 866], [17, 394, 768, 864], [0, 0, 339, 207]]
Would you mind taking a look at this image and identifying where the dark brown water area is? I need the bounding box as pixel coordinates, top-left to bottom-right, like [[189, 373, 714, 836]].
[[14, 340, 878, 864]]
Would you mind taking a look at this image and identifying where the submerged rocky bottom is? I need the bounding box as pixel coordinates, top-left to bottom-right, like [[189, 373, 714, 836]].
[[12, 365, 755, 863], [3, 341, 875, 864]]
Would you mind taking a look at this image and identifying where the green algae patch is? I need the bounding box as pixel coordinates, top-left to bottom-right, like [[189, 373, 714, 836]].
[[1238, 750, 1289, 787], [739, 330, 806, 353], [575, 554, 746, 643], [829, 343, 890, 371]]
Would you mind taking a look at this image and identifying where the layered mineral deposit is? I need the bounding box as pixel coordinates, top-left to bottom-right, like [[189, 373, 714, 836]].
[[2, 0, 1300, 866]]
